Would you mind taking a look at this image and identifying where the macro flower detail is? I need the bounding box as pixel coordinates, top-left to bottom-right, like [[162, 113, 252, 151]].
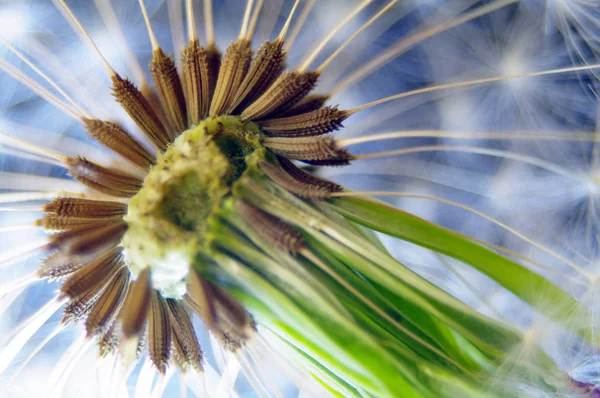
[[1, 0, 600, 397], [17, 0, 360, 376]]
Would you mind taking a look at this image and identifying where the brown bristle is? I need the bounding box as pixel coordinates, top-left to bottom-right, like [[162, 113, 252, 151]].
[[258, 160, 332, 200], [62, 288, 102, 324], [85, 266, 130, 337], [119, 267, 152, 338], [258, 161, 338, 200], [171, 334, 187, 370], [60, 247, 123, 299], [181, 39, 211, 125], [66, 157, 143, 198], [141, 82, 172, 133], [98, 323, 120, 357], [229, 39, 286, 114], [49, 220, 127, 256], [136, 324, 148, 358], [209, 40, 253, 117], [111, 73, 170, 151], [240, 71, 319, 121], [167, 299, 204, 372], [38, 252, 85, 279], [43, 197, 127, 219], [280, 94, 330, 117], [82, 118, 155, 169], [262, 136, 353, 165], [151, 48, 187, 139], [148, 291, 172, 374], [37, 214, 123, 231], [259, 106, 348, 137], [276, 156, 343, 193], [184, 269, 217, 329], [236, 199, 304, 253], [61, 258, 124, 325]]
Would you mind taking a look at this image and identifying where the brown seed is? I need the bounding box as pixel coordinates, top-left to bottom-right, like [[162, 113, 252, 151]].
[[167, 299, 204, 372], [37, 252, 86, 279], [184, 271, 251, 346], [259, 106, 348, 137], [85, 266, 130, 337], [280, 94, 330, 117], [82, 118, 155, 169], [36, 214, 124, 231], [148, 291, 172, 373], [60, 247, 123, 299], [170, 329, 186, 370], [258, 160, 331, 200], [63, 288, 102, 324], [151, 48, 187, 139], [181, 39, 211, 125], [236, 199, 304, 253], [276, 156, 343, 193], [98, 323, 120, 357], [43, 197, 127, 219], [262, 136, 353, 165], [209, 282, 251, 334], [229, 39, 286, 114], [66, 157, 143, 198], [142, 82, 173, 139], [111, 73, 170, 151], [241, 70, 320, 121], [61, 254, 124, 325], [184, 268, 217, 330], [49, 220, 127, 256], [210, 40, 253, 117], [136, 324, 148, 358], [119, 267, 152, 338]]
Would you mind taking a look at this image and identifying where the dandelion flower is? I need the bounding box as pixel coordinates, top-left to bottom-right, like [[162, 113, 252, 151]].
[[0, 0, 599, 397]]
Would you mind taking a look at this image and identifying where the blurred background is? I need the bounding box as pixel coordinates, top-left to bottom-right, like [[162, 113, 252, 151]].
[[0, 0, 599, 396]]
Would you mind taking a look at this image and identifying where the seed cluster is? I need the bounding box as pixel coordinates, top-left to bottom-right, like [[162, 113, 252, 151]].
[[41, 17, 351, 374]]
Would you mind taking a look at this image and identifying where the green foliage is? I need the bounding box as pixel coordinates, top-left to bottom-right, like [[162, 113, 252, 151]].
[[212, 173, 581, 397]]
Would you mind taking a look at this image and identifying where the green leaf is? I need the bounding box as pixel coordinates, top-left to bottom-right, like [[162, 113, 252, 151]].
[[210, 230, 427, 397], [234, 178, 524, 357], [230, 176, 565, 394], [306, 235, 493, 374], [327, 196, 589, 342]]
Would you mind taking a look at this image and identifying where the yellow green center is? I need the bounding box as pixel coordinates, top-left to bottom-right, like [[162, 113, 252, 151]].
[[122, 116, 264, 297]]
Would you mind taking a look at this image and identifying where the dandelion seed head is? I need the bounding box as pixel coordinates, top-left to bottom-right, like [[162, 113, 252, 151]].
[[1, 0, 600, 396]]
